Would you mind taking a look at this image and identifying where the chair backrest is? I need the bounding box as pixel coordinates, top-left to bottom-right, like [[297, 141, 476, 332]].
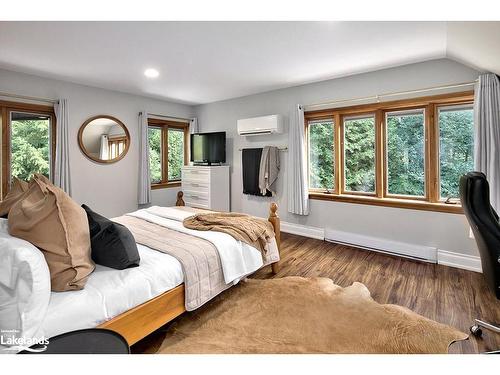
[[460, 172, 500, 299]]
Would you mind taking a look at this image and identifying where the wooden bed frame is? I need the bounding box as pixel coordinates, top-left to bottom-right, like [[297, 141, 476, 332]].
[[98, 192, 281, 345]]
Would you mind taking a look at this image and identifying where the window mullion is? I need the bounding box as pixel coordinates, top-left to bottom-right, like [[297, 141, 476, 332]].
[[162, 126, 169, 184], [375, 110, 384, 198], [427, 104, 439, 203], [334, 113, 342, 195]]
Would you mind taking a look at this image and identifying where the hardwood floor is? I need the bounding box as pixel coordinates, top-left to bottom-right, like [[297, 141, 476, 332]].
[[132, 232, 500, 354]]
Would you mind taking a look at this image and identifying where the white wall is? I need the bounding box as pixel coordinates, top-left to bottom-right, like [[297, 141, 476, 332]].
[[0, 68, 194, 217], [194, 59, 481, 257]]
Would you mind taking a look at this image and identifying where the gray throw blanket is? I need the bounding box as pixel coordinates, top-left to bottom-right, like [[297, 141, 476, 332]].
[[259, 146, 280, 195], [113, 215, 231, 311], [113, 215, 279, 311]]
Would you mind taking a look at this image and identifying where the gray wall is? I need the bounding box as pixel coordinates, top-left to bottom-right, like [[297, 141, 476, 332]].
[[0, 68, 194, 217], [194, 59, 481, 257]]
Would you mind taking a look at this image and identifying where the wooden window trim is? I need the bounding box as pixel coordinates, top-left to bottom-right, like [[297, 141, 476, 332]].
[[1, 100, 56, 199], [305, 91, 474, 214], [341, 112, 377, 197], [435, 103, 475, 202], [306, 117, 337, 193], [383, 106, 428, 201], [148, 118, 189, 189]]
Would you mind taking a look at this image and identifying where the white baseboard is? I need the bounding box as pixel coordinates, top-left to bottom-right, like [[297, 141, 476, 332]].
[[280, 221, 325, 240], [325, 228, 437, 262], [437, 250, 482, 273], [280, 223, 482, 273]]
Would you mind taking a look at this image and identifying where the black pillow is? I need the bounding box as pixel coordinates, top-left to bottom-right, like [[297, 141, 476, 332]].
[[82, 204, 140, 270]]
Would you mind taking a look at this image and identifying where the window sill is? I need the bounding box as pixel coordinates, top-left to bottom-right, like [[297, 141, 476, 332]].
[[308, 192, 463, 214], [151, 181, 182, 190]]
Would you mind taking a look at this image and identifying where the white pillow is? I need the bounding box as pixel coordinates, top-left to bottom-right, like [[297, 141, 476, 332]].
[[0, 218, 50, 351]]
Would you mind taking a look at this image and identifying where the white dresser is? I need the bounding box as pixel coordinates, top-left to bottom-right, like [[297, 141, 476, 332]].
[[181, 166, 230, 211]]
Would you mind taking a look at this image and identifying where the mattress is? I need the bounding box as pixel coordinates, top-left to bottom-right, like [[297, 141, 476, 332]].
[[39, 244, 184, 339]]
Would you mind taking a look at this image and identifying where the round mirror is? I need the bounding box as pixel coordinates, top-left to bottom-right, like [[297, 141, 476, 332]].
[[78, 115, 130, 163]]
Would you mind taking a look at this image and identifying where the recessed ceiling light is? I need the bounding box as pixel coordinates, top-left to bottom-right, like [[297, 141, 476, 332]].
[[144, 68, 159, 78]]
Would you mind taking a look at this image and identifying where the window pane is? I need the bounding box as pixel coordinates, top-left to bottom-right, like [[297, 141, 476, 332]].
[[439, 105, 474, 199], [10, 112, 50, 182], [308, 120, 334, 190], [386, 110, 425, 196], [168, 128, 184, 181], [344, 115, 375, 192], [148, 127, 162, 183]]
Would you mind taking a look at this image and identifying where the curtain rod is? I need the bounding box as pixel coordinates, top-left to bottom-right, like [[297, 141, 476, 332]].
[[305, 80, 478, 110], [141, 111, 191, 122], [0, 91, 58, 104], [238, 147, 288, 151]]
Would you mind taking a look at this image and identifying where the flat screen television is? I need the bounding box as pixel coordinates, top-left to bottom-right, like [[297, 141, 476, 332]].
[[190, 131, 226, 165]]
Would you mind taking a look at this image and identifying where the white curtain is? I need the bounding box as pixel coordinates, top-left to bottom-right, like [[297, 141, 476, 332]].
[[474, 73, 500, 212], [190, 117, 199, 134], [287, 104, 309, 215], [53, 99, 71, 195], [138, 111, 151, 205], [99, 135, 109, 160]]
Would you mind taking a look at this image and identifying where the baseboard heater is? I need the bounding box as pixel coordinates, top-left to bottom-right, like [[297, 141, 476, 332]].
[[324, 228, 438, 263]]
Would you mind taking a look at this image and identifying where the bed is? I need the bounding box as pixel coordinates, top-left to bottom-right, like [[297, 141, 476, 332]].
[[1, 193, 281, 348]]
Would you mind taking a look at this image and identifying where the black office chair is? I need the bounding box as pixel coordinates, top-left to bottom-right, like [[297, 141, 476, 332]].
[[460, 172, 500, 338]]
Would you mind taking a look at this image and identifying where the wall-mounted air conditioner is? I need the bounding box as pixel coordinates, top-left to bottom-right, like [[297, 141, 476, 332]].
[[237, 114, 283, 136]]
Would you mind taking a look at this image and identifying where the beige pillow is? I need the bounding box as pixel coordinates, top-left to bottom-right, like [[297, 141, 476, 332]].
[[8, 176, 95, 291], [0, 178, 29, 217]]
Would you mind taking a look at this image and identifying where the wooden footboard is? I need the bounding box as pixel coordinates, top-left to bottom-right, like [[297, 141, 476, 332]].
[[98, 199, 281, 346], [176, 191, 281, 273]]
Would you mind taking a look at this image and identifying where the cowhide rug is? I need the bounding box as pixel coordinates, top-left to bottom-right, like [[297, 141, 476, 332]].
[[157, 276, 468, 354]]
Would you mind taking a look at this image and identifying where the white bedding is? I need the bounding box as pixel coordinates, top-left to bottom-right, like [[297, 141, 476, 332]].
[[128, 206, 264, 284], [0, 218, 50, 352], [1, 206, 269, 346], [39, 244, 184, 339]]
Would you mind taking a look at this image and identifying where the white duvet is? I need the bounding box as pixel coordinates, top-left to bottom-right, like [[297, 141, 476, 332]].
[[0, 218, 50, 353], [128, 206, 264, 284], [0, 206, 266, 349]]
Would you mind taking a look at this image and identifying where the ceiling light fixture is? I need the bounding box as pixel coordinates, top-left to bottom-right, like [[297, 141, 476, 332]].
[[144, 68, 159, 78]]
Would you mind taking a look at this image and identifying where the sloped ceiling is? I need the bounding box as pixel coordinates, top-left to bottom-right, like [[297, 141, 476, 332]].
[[446, 22, 500, 76], [0, 22, 498, 104]]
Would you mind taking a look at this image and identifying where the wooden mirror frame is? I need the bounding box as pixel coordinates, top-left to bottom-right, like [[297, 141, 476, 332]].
[[78, 115, 130, 164]]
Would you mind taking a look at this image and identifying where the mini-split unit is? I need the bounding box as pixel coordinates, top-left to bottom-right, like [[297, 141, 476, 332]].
[[237, 114, 283, 136]]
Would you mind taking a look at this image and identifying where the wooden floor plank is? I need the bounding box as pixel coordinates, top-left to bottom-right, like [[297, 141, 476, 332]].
[[133, 232, 500, 354]]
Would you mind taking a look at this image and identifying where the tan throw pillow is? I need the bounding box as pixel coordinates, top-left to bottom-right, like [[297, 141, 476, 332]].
[[8, 176, 95, 291], [0, 178, 29, 217], [31, 173, 51, 185]]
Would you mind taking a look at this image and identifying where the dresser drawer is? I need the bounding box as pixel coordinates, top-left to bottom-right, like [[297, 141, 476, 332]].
[[184, 195, 210, 209], [183, 190, 209, 202], [182, 180, 209, 193], [182, 168, 210, 182], [184, 201, 210, 209]]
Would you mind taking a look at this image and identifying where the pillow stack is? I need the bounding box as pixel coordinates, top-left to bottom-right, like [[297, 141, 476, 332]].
[[5, 174, 95, 292], [82, 204, 140, 270]]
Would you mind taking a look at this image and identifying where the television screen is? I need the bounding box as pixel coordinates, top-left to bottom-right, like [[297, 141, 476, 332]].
[[190, 132, 226, 164]]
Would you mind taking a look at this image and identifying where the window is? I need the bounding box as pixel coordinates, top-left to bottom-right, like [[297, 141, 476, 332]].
[[147, 118, 188, 188], [343, 115, 376, 193], [386, 109, 425, 197], [1, 102, 56, 198], [307, 119, 334, 191], [438, 105, 474, 200], [168, 128, 185, 181], [304, 91, 474, 213], [108, 136, 127, 160], [148, 127, 162, 184]]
